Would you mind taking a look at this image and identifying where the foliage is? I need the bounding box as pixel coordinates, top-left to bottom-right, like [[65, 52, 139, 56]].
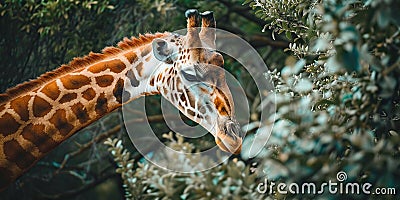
[[0, 0, 114, 90], [242, 0, 400, 199], [0, 0, 179, 92], [105, 133, 261, 200]]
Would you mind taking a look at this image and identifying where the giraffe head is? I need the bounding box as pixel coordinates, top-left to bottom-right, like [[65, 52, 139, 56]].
[[150, 10, 243, 154]]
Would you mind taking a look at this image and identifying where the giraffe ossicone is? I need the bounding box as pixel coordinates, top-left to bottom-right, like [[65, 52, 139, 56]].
[[0, 9, 243, 190]]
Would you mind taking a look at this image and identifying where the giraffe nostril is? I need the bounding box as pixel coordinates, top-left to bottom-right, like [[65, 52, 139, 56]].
[[225, 120, 242, 140]]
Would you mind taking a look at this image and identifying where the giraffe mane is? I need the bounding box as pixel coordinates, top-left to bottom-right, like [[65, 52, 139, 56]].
[[0, 32, 167, 105]]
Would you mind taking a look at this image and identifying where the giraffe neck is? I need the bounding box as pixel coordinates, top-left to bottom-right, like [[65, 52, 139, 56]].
[[0, 33, 170, 189]]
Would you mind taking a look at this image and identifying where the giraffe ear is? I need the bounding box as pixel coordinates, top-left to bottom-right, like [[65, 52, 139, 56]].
[[152, 38, 176, 63]]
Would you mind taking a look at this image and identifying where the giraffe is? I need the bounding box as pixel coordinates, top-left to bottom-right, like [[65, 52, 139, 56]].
[[0, 9, 243, 190]]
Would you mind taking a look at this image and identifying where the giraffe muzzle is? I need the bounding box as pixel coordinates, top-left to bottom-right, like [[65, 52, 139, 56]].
[[215, 120, 243, 154]]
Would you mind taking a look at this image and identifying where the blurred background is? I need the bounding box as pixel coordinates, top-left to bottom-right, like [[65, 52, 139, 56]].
[[0, 0, 399, 199]]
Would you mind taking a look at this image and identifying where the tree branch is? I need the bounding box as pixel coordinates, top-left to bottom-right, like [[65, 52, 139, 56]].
[[218, 23, 288, 48], [38, 173, 119, 199], [217, 0, 266, 25]]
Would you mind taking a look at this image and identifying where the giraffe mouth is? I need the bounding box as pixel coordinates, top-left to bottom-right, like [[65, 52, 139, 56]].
[[215, 120, 243, 154]]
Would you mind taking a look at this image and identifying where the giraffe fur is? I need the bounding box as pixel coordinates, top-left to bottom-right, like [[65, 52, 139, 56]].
[[0, 10, 243, 190]]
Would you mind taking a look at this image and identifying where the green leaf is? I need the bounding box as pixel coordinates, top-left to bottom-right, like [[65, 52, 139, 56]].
[[286, 31, 292, 40], [242, 0, 254, 5]]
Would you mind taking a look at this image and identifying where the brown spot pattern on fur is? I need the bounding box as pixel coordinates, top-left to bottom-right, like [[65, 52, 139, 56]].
[[59, 93, 78, 104], [157, 74, 163, 81], [71, 102, 89, 124], [141, 45, 152, 57], [10, 95, 31, 121], [0, 32, 171, 191], [32, 96, 52, 117], [113, 78, 124, 104], [187, 109, 195, 117], [214, 97, 229, 116], [0, 113, 20, 136], [82, 88, 96, 101], [185, 89, 196, 108], [61, 75, 91, 90], [95, 75, 114, 87], [216, 88, 231, 109], [4, 139, 36, 169], [88, 59, 126, 74], [126, 70, 139, 87], [136, 62, 144, 77], [21, 124, 56, 153], [49, 109, 74, 136], [0, 33, 167, 105], [40, 81, 60, 100], [95, 93, 108, 116], [149, 77, 155, 86], [179, 93, 186, 105], [124, 51, 138, 64]]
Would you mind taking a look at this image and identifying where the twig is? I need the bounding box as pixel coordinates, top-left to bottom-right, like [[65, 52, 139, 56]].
[[216, 0, 266, 25], [37, 173, 118, 199], [382, 62, 399, 76], [217, 24, 288, 49], [55, 125, 122, 174], [55, 114, 185, 172], [248, 35, 288, 48]]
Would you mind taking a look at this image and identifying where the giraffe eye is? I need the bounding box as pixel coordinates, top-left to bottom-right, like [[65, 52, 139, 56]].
[[181, 69, 199, 82]]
